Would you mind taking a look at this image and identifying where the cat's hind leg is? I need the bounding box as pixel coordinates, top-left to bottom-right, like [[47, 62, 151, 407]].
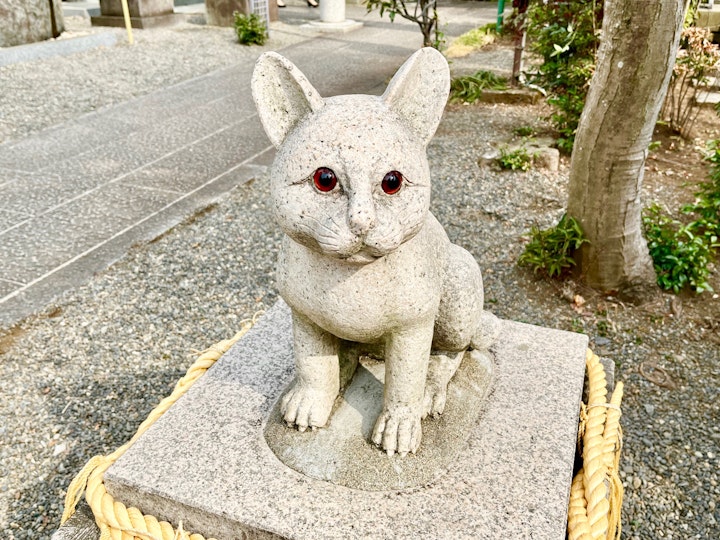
[[426, 244, 499, 419], [282, 311, 340, 431], [423, 350, 465, 418], [471, 311, 501, 351], [435, 243, 500, 353]]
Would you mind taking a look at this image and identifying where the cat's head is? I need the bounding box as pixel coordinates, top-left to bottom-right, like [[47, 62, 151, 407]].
[[251, 48, 450, 264]]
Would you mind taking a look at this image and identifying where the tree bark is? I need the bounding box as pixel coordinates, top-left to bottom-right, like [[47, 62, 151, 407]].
[[566, 0, 684, 296]]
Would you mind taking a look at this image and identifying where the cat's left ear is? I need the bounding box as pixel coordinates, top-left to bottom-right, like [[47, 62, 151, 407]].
[[252, 52, 325, 148], [382, 47, 450, 147]]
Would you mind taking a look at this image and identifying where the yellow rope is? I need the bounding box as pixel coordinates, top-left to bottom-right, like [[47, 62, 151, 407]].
[[61, 316, 260, 540], [567, 350, 624, 540]]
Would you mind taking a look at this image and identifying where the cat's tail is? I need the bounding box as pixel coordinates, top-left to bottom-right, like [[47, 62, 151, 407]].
[[471, 311, 501, 351]]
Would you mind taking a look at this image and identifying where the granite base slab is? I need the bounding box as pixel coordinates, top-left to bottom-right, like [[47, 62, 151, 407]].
[[104, 300, 588, 540]]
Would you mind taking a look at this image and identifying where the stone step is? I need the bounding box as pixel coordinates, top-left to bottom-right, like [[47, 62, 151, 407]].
[[696, 90, 720, 107]]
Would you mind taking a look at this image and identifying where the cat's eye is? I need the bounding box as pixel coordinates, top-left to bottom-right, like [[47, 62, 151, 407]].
[[381, 171, 403, 195], [313, 167, 337, 192]]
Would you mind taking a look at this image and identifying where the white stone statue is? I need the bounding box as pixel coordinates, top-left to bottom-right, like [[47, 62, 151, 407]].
[[251, 48, 499, 457]]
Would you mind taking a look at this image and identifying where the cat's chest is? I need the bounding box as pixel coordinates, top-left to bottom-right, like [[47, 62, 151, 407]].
[[277, 234, 444, 343]]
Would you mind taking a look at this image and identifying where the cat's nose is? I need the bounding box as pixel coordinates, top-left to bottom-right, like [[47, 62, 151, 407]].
[[348, 206, 376, 237]]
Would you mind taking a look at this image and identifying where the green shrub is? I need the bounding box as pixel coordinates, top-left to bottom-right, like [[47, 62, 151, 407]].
[[498, 145, 533, 171], [525, 0, 602, 154], [449, 70, 508, 103], [454, 23, 497, 48], [518, 214, 589, 278], [682, 139, 720, 239], [513, 125, 536, 138], [661, 27, 720, 137], [234, 11, 267, 46], [643, 204, 717, 293], [643, 141, 720, 294]]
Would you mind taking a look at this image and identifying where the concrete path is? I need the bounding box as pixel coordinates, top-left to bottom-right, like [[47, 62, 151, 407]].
[[0, 3, 499, 329]]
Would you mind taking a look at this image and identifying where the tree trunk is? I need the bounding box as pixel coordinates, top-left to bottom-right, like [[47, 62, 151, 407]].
[[566, 0, 684, 297]]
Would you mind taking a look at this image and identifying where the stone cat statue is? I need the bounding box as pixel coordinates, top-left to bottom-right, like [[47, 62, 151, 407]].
[[251, 48, 499, 457]]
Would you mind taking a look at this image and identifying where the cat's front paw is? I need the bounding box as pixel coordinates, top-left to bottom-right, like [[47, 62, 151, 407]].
[[281, 382, 335, 432], [371, 405, 422, 456]]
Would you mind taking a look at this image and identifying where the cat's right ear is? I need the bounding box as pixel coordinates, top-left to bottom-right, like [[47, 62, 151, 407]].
[[251, 52, 325, 148]]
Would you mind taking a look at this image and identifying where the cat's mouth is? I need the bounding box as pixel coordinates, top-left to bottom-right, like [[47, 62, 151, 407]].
[[335, 242, 388, 264], [342, 250, 381, 264]]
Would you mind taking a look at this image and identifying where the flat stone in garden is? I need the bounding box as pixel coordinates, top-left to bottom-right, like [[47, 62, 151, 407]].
[[696, 90, 720, 107], [103, 299, 588, 540]]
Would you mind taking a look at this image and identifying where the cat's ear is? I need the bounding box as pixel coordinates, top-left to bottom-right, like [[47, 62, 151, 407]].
[[252, 52, 325, 148], [382, 47, 450, 146]]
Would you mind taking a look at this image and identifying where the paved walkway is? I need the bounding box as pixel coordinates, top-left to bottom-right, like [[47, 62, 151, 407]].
[[0, 3, 499, 329]]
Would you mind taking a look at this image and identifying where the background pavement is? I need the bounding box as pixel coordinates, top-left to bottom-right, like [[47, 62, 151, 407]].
[[0, 2, 499, 329]]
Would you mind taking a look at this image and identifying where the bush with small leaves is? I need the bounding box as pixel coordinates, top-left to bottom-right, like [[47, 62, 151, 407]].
[[644, 140, 720, 294], [661, 26, 720, 137], [682, 139, 720, 239], [449, 70, 508, 103], [453, 23, 497, 48], [643, 204, 717, 294], [498, 145, 533, 171], [518, 214, 589, 278], [234, 11, 267, 46], [513, 125, 536, 138]]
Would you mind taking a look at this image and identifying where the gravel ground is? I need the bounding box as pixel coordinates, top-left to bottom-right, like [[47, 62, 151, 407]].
[[2, 10, 720, 540], [0, 14, 318, 144]]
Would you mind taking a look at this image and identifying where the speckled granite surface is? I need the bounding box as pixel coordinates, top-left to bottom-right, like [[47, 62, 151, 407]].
[[104, 300, 588, 540]]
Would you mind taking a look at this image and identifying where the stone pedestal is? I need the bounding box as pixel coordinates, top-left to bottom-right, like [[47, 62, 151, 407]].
[[102, 299, 588, 539], [91, 0, 181, 29]]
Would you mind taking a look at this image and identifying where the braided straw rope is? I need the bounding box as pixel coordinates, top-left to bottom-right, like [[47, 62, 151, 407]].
[[60, 316, 260, 540], [567, 350, 625, 540]]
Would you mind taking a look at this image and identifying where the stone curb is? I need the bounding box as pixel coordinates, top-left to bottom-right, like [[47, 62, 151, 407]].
[[0, 32, 117, 68]]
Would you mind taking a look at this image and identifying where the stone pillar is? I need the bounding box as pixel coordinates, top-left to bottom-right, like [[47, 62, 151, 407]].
[[206, 0, 248, 26], [0, 0, 65, 47], [309, 0, 362, 32], [319, 0, 344, 24], [91, 0, 181, 29], [206, 0, 279, 27]]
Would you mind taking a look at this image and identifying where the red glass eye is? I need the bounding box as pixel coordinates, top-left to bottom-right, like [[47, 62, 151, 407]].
[[313, 167, 337, 192], [381, 171, 403, 194]]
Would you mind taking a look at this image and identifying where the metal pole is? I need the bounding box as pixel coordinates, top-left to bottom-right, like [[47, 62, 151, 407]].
[[497, 0, 505, 33]]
